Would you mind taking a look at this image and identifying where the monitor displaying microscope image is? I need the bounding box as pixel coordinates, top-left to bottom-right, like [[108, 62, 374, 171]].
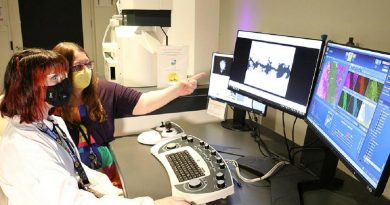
[[208, 53, 266, 131], [246, 41, 295, 97], [228, 30, 324, 117]]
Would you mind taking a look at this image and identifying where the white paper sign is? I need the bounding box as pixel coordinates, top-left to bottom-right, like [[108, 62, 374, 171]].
[[207, 99, 227, 120], [157, 45, 188, 88]]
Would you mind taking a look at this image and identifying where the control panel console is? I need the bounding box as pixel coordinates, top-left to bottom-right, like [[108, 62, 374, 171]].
[[151, 132, 234, 204]]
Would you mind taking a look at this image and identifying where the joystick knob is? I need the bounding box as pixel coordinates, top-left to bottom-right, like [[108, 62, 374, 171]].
[[216, 172, 224, 180], [165, 121, 173, 133], [165, 121, 172, 128], [187, 136, 194, 142], [188, 179, 202, 189], [217, 180, 225, 188], [156, 122, 165, 131]]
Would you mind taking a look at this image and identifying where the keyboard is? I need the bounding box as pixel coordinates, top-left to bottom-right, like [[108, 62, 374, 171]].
[[166, 150, 205, 182], [151, 134, 234, 204]]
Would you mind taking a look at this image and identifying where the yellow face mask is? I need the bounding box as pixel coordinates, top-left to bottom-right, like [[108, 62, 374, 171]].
[[72, 67, 92, 89]]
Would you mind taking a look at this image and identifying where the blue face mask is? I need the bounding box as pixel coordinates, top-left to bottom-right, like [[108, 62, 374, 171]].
[[45, 78, 72, 107]]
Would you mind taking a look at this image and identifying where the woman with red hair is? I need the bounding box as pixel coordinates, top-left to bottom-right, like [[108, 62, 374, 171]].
[[0, 49, 189, 205]]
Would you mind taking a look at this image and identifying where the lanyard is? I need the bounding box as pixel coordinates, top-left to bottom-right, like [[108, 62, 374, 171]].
[[34, 119, 90, 188], [78, 125, 102, 169], [79, 125, 91, 145]]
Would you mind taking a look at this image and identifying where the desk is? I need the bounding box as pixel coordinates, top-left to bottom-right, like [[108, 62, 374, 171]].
[[109, 120, 390, 205]]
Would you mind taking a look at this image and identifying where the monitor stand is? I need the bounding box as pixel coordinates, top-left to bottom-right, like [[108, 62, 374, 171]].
[[221, 107, 251, 131], [298, 126, 344, 193], [236, 126, 344, 205]]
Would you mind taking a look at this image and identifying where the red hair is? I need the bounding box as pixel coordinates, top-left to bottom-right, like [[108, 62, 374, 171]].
[[0, 49, 68, 123]]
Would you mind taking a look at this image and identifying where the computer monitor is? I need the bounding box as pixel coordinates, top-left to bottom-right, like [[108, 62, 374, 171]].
[[228, 30, 324, 118], [306, 41, 390, 196], [208, 52, 267, 131]]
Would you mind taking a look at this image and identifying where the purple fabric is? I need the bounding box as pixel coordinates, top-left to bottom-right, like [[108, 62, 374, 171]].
[[75, 80, 142, 145]]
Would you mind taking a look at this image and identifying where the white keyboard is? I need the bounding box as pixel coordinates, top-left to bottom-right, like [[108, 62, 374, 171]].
[[151, 134, 234, 204]]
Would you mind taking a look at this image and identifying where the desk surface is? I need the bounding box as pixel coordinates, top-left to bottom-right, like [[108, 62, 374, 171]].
[[109, 120, 390, 205]]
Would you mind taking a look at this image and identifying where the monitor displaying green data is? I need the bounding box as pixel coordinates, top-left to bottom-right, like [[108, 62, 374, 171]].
[[307, 42, 390, 195]]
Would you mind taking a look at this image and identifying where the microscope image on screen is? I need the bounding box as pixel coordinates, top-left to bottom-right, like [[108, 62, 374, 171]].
[[219, 59, 227, 74], [316, 60, 348, 105], [212, 56, 233, 76], [244, 41, 295, 97], [337, 71, 383, 128], [315, 57, 385, 129], [208, 52, 267, 131]]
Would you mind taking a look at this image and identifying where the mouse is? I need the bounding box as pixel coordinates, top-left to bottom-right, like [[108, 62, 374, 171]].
[[137, 130, 162, 145]]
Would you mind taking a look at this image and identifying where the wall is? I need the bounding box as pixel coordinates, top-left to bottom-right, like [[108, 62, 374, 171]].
[[218, 0, 390, 199], [194, 0, 220, 85], [0, 0, 11, 92]]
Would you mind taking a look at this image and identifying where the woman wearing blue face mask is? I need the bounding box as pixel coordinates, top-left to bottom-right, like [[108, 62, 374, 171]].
[[0, 48, 190, 205], [53, 42, 206, 187]]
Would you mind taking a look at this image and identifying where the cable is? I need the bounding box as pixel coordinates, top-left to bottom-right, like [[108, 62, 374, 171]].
[[290, 116, 298, 163], [225, 159, 290, 183], [247, 102, 280, 160], [282, 112, 292, 162], [247, 104, 267, 157], [253, 126, 271, 158], [160, 26, 169, 46], [102, 23, 111, 60], [291, 147, 323, 162], [288, 135, 321, 160], [102, 15, 121, 61], [292, 116, 297, 145], [256, 125, 280, 159], [289, 137, 320, 152], [247, 111, 274, 158]]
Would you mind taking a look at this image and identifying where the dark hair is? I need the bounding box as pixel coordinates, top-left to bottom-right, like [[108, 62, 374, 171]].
[[53, 42, 106, 123], [0, 48, 68, 123]]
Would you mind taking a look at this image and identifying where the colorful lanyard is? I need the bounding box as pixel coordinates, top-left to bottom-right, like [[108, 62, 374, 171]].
[[79, 125, 91, 145], [34, 119, 90, 188], [78, 125, 101, 169]]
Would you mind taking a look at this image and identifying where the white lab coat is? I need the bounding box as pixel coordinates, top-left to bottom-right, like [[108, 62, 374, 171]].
[[0, 115, 154, 205]]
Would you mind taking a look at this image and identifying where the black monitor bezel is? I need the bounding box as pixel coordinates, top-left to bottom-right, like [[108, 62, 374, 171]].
[[305, 41, 390, 196], [227, 30, 325, 118], [207, 52, 267, 116]]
